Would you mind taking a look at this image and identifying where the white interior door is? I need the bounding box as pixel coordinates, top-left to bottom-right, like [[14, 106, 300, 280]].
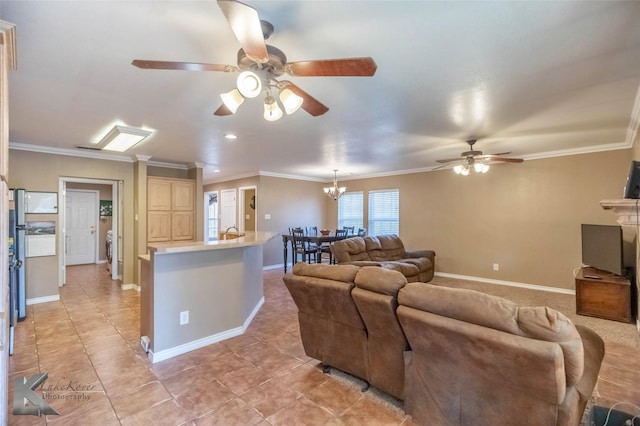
[[220, 189, 237, 233], [65, 190, 98, 265]]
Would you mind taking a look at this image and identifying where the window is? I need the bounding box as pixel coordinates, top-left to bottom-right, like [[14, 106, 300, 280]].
[[368, 189, 399, 236], [338, 192, 364, 231]]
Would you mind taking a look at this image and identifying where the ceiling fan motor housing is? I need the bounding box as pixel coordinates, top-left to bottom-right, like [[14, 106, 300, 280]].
[[237, 45, 287, 77]]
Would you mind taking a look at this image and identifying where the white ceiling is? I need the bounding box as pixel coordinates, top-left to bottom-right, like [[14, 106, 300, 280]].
[[2, 1, 640, 184]]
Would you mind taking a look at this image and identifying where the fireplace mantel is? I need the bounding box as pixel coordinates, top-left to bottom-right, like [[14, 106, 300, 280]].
[[600, 199, 640, 226]]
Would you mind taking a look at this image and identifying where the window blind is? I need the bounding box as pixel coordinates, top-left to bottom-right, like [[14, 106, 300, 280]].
[[368, 189, 399, 236]]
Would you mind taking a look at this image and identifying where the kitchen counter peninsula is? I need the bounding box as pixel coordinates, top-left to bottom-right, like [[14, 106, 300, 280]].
[[139, 231, 277, 363]]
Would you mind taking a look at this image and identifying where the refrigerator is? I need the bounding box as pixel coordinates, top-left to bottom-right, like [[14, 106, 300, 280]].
[[8, 188, 26, 334]]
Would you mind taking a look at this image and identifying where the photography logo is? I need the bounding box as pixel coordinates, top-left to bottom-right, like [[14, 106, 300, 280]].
[[13, 373, 59, 417]]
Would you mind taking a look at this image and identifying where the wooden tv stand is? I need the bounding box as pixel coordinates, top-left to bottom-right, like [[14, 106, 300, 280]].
[[575, 267, 633, 323]]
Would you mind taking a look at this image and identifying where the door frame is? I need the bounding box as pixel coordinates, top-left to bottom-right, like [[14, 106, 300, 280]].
[[238, 185, 257, 234], [58, 177, 120, 285], [65, 188, 99, 266], [203, 190, 219, 241]]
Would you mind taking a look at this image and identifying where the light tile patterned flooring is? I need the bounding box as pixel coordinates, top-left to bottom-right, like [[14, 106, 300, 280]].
[[7, 264, 640, 425]]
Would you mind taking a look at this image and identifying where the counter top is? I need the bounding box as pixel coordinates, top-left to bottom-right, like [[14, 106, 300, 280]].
[[147, 231, 278, 254]]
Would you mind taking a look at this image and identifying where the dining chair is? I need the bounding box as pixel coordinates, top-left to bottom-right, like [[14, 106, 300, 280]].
[[291, 227, 316, 264], [357, 227, 366, 237], [326, 228, 349, 264], [343, 226, 355, 236]]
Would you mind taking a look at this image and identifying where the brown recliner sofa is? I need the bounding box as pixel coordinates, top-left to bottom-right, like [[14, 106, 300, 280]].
[[397, 283, 605, 426], [284, 263, 605, 425], [330, 234, 435, 282]]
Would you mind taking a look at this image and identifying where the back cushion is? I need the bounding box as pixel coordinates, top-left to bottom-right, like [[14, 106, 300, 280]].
[[355, 266, 407, 296], [376, 235, 406, 260], [292, 262, 360, 282], [332, 237, 370, 262], [398, 283, 584, 385], [364, 236, 388, 261]]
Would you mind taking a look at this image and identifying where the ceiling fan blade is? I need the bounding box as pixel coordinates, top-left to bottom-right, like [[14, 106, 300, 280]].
[[491, 157, 524, 163], [285, 57, 377, 77], [132, 60, 238, 72], [436, 158, 464, 164], [217, 0, 269, 64], [213, 104, 234, 116], [281, 81, 329, 116]]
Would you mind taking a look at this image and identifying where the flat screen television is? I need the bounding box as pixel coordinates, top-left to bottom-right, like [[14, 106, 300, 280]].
[[581, 224, 624, 276], [623, 160, 640, 199]]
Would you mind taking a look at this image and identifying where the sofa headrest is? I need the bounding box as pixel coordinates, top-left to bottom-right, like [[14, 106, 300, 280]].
[[292, 262, 360, 283], [366, 235, 405, 261], [398, 283, 584, 386], [331, 237, 370, 262], [355, 266, 407, 296]]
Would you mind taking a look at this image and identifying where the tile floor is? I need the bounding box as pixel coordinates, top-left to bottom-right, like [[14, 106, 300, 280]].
[[6, 264, 640, 425]]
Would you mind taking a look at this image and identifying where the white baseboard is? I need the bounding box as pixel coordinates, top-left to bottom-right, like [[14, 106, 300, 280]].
[[263, 263, 286, 271], [434, 272, 575, 295], [26, 294, 61, 305], [121, 283, 139, 291], [149, 296, 265, 364]]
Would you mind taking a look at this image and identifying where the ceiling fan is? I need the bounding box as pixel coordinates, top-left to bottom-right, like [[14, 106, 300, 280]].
[[435, 139, 523, 175], [131, 0, 377, 118]]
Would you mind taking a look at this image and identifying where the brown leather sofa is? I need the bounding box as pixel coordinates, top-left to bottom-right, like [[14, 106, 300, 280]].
[[330, 234, 435, 282], [284, 263, 605, 425]]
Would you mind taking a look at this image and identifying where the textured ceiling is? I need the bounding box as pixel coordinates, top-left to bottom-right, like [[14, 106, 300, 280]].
[[2, 1, 640, 183]]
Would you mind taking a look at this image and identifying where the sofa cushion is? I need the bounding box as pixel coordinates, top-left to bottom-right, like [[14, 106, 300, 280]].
[[380, 262, 420, 278], [398, 283, 584, 386], [400, 257, 432, 273], [372, 235, 406, 261], [332, 237, 371, 262], [292, 262, 361, 283], [355, 266, 407, 296]]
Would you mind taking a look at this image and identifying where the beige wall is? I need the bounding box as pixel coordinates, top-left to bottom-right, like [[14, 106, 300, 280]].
[[8, 150, 135, 299], [10, 145, 632, 297], [325, 149, 631, 289]]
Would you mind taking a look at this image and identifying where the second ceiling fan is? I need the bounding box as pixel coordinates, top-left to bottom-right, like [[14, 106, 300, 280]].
[[435, 139, 523, 175], [132, 0, 377, 119]]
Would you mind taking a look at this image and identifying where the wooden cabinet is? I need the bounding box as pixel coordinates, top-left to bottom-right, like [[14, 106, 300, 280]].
[[147, 177, 195, 243], [575, 267, 633, 323]]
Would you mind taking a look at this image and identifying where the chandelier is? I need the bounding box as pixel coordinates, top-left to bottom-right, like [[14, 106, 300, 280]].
[[220, 70, 303, 122], [323, 170, 346, 200], [453, 159, 490, 176]]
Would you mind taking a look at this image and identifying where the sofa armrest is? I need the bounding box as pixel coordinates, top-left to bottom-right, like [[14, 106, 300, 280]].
[[405, 249, 435, 260]]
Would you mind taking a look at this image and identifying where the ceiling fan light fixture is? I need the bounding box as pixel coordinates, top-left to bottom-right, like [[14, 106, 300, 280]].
[[220, 89, 245, 113], [453, 164, 465, 175], [263, 95, 283, 121], [279, 88, 303, 114], [474, 162, 490, 173], [236, 71, 262, 98]]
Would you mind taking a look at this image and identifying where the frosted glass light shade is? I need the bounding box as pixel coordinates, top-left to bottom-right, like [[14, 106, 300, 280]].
[[263, 95, 283, 121], [237, 71, 262, 98], [279, 88, 303, 114], [220, 89, 245, 113]]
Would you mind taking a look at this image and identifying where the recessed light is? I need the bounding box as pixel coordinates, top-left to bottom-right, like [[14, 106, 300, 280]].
[[224, 134, 237, 140]]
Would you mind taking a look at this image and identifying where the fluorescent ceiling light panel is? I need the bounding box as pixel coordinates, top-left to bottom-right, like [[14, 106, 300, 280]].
[[97, 125, 153, 152]]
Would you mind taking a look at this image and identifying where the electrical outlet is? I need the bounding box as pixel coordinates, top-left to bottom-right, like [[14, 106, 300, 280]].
[[493, 263, 500, 271], [180, 311, 189, 325]]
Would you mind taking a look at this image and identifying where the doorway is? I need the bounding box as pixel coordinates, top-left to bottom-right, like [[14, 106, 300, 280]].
[[65, 189, 98, 265], [239, 186, 257, 233], [204, 191, 219, 241], [58, 177, 120, 285]]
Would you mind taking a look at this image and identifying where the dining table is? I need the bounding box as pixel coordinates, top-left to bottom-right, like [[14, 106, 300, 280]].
[[282, 233, 349, 272]]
